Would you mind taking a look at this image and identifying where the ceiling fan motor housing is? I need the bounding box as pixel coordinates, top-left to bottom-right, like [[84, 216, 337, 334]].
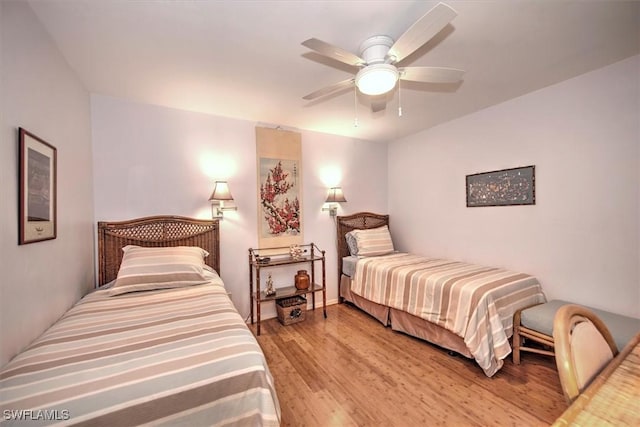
[[355, 36, 399, 96], [359, 35, 394, 65]]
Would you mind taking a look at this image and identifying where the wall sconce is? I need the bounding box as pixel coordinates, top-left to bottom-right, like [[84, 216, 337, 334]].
[[209, 181, 238, 219], [322, 187, 347, 217]]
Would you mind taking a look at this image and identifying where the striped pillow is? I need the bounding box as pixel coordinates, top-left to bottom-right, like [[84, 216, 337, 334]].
[[352, 225, 395, 256], [108, 245, 209, 296]]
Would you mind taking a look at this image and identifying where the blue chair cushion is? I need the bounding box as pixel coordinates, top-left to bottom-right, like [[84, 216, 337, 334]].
[[520, 299, 640, 351]]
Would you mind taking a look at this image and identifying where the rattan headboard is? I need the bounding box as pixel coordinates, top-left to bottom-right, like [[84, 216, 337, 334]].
[[97, 216, 220, 286], [335, 212, 389, 296]]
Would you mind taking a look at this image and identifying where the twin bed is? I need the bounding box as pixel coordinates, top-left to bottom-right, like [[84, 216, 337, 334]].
[[337, 212, 546, 377], [0, 216, 280, 426]]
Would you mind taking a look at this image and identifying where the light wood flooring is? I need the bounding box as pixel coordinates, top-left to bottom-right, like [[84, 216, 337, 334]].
[[252, 303, 567, 426]]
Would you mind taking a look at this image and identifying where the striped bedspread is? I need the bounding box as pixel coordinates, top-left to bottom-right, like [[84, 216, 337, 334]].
[[0, 273, 280, 426], [352, 253, 546, 377]]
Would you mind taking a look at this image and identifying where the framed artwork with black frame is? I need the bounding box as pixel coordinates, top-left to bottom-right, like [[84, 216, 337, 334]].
[[19, 128, 57, 244], [466, 165, 535, 207]]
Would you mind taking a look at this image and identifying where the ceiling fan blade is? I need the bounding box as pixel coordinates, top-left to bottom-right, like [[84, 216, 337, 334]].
[[302, 38, 365, 67], [302, 78, 355, 100], [371, 99, 387, 113], [399, 66, 465, 83], [387, 2, 457, 63]]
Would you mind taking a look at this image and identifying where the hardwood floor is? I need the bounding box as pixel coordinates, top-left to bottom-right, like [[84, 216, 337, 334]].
[[252, 303, 567, 426]]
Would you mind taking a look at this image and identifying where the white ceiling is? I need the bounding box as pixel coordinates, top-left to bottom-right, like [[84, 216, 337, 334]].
[[28, 0, 640, 143]]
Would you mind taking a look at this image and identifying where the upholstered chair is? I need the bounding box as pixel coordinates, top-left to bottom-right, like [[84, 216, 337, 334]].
[[552, 304, 619, 403]]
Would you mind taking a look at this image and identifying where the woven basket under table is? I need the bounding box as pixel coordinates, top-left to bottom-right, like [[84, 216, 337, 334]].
[[276, 296, 307, 325]]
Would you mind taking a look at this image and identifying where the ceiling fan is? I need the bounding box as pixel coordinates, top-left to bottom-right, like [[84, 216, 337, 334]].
[[301, 2, 465, 111]]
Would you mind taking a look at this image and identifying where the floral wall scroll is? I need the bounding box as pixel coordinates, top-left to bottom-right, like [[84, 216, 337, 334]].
[[260, 159, 300, 236], [256, 127, 303, 249]]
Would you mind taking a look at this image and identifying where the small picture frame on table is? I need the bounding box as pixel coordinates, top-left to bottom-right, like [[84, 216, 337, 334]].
[[19, 128, 57, 244]]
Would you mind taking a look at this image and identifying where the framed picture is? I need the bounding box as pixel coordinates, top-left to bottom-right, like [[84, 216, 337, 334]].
[[19, 128, 57, 244], [466, 165, 535, 207]]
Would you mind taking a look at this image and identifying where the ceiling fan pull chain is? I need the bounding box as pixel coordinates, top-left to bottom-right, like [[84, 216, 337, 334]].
[[398, 79, 403, 117], [353, 86, 359, 127]]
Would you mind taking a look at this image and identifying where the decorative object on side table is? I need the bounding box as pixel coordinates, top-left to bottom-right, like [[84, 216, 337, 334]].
[[289, 244, 303, 259], [264, 273, 276, 297], [257, 256, 271, 264], [294, 269, 310, 290]]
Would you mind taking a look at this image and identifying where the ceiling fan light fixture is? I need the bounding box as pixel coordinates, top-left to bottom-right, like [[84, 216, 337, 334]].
[[355, 64, 398, 96]]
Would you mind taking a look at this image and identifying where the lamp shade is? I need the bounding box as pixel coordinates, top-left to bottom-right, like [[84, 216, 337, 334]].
[[209, 181, 234, 201], [325, 187, 347, 203], [355, 64, 398, 96]]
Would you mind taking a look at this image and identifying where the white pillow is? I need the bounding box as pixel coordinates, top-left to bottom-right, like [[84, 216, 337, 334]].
[[108, 245, 209, 296], [352, 225, 395, 256]]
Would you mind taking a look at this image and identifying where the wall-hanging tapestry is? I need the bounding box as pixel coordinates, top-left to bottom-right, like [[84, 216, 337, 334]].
[[256, 126, 303, 249], [19, 128, 57, 244], [466, 165, 535, 207]]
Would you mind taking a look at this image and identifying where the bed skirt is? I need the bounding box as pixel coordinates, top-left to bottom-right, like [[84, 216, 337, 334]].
[[341, 274, 472, 358]]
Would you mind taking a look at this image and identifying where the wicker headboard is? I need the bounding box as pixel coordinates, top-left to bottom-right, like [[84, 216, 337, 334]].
[[335, 212, 389, 292], [97, 216, 220, 286]]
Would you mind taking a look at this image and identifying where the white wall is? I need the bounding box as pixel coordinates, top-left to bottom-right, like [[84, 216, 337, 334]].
[[91, 94, 387, 319], [0, 1, 95, 366], [389, 55, 640, 318]]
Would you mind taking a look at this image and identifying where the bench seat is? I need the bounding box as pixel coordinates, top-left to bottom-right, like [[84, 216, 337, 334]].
[[513, 299, 640, 364]]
